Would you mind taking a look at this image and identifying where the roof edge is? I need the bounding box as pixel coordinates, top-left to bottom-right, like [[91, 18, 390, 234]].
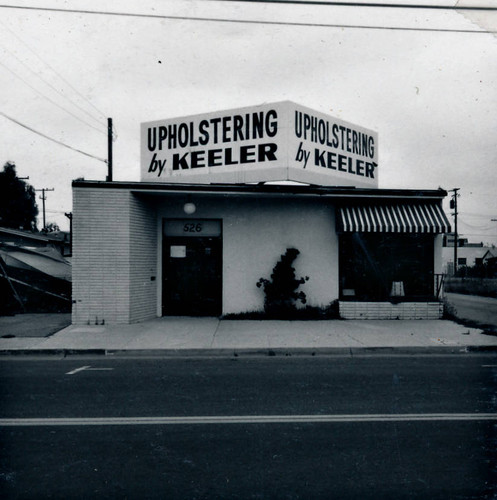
[[71, 180, 448, 199]]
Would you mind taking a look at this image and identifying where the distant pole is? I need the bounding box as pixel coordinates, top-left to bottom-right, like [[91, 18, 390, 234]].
[[107, 117, 113, 182], [36, 188, 54, 231], [64, 212, 73, 255], [450, 188, 460, 276]]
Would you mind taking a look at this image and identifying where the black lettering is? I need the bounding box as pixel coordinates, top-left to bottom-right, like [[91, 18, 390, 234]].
[[240, 145, 256, 163], [210, 117, 221, 143], [352, 130, 359, 154], [252, 112, 264, 139], [356, 160, 364, 176], [368, 137, 375, 159], [224, 147, 239, 165], [147, 127, 157, 151], [318, 120, 326, 145], [365, 162, 376, 179], [338, 154, 347, 172], [315, 148, 326, 168], [189, 122, 199, 147], [168, 124, 177, 149], [304, 114, 311, 140], [362, 134, 369, 157], [190, 150, 205, 168], [339, 126, 346, 150], [233, 115, 244, 141], [311, 116, 318, 143], [258, 143, 277, 162], [347, 156, 355, 174], [222, 116, 232, 143], [332, 124, 339, 148], [327, 151, 337, 170], [158, 126, 167, 150], [295, 111, 302, 138], [266, 110, 278, 137], [199, 120, 209, 146], [178, 123, 188, 148], [208, 149, 223, 167], [172, 152, 189, 170]]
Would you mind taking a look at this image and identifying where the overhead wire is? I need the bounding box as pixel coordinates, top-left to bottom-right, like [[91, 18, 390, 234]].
[[0, 4, 493, 33], [0, 59, 107, 136], [0, 18, 108, 123], [0, 110, 107, 164], [208, 0, 497, 10], [0, 41, 107, 130], [458, 218, 494, 231]]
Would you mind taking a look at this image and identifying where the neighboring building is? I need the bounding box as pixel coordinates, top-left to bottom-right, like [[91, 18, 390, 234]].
[[483, 249, 497, 263], [0, 227, 71, 313], [72, 102, 451, 324], [442, 237, 495, 275]]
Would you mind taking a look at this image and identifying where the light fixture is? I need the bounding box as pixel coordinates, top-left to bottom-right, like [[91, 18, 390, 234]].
[[183, 201, 196, 214]]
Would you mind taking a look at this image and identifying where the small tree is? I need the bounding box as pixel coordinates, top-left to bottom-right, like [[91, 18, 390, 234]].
[[0, 162, 38, 230], [257, 248, 309, 317], [42, 222, 60, 233]]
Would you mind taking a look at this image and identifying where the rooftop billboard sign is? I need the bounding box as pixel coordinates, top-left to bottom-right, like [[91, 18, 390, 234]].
[[140, 101, 378, 188]]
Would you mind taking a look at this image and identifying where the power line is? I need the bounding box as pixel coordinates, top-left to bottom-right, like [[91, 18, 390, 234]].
[[0, 41, 106, 129], [209, 0, 497, 10], [0, 4, 492, 34], [0, 110, 107, 163], [0, 59, 107, 135], [0, 18, 108, 122]]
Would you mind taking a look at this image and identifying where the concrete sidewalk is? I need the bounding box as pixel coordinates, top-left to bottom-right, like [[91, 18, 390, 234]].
[[1, 315, 497, 356]]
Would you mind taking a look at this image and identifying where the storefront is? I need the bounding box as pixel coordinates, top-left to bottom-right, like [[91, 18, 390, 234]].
[[72, 102, 450, 324]]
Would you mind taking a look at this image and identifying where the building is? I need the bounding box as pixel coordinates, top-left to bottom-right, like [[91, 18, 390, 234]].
[[72, 102, 451, 325], [442, 237, 495, 275], [0, 227, 71, 313]]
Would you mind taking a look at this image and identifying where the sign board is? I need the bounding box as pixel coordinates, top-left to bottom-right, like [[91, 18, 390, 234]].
[[163, 219, 222, 237], [141, 101, 378, 188]]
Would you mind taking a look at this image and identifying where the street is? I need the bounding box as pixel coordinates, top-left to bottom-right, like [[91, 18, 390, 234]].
[[446, 292, 497, 328], [1, 355, 496, 499]]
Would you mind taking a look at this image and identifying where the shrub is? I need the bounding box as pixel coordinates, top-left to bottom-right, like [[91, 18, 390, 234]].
[[256, 248, 309, 317]]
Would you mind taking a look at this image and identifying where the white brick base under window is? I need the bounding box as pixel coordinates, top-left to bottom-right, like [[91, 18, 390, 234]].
[[339, 301, 443, 320]]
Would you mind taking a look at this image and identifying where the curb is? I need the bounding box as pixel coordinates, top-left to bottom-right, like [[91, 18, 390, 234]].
[[1, 345, 496, 357], [0, 349, 107, 357]]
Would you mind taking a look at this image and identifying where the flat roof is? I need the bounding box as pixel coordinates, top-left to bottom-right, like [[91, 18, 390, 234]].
[[72, 180, 448, 200]]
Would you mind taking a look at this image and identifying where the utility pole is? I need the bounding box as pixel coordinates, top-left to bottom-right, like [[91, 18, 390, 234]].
[[450, 188, 460, 276], [36, 188, 54, 231], [107, 117, 113, 182]]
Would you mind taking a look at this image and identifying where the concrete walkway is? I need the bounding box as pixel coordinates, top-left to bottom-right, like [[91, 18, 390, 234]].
[[1, 315, 497, 355]]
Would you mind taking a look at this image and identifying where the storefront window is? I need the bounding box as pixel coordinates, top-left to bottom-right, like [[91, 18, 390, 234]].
[[339, 233, 434, 301]]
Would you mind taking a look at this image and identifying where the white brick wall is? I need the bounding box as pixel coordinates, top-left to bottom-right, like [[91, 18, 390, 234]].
[[129, 195, 157, 323], [339, 301, 443, 320], [72, 188, 132, 325]]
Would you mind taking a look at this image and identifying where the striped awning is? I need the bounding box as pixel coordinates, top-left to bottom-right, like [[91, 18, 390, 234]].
[[338, 203, 451, 233]]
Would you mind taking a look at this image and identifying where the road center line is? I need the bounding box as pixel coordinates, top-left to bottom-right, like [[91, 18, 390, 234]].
[[66, 366, 114, 375], [66, 366, 91, 375], [0, 413, 496, 427]]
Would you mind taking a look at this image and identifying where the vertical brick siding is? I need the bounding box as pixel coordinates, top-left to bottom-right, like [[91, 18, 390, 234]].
[[72, 188, 132, 325], [129, 195, 158, 323], [339, 301, 443, 320]]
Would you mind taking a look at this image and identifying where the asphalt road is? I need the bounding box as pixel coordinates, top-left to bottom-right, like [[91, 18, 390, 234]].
[[1, 355, 496, 499], [445, 293, 497, 328]]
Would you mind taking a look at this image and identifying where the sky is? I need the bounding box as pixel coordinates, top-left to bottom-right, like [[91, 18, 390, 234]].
[[0, 0, 496, 244]]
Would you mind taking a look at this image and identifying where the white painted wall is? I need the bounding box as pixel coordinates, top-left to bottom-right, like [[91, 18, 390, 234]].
[[154, 194, 339, 315]]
